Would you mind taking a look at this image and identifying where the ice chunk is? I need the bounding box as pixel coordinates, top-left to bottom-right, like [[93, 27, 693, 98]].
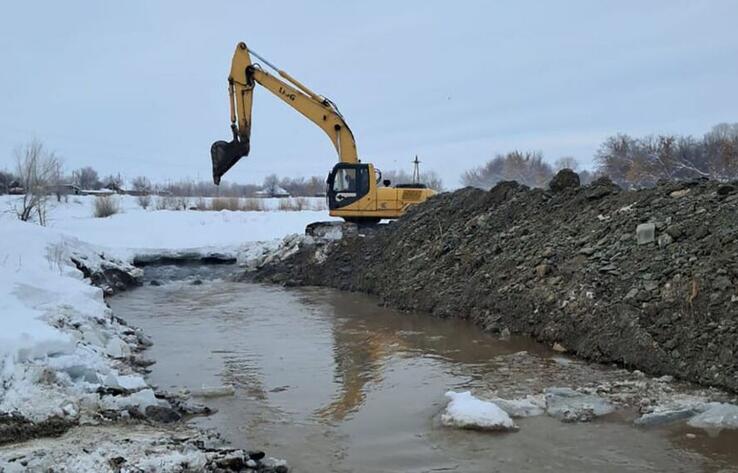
[[61, 364, 101, 384], [103, 372, 148, 391], [441, 391, 517, 431], [100, 388, 163, 411], [635, 400, 708, 426], [491, 395, 546, 418], [190, 385, 236, 398], [105, 337, 131, 358], [687, 403, 738, 431], [545, 387, 614, 422]]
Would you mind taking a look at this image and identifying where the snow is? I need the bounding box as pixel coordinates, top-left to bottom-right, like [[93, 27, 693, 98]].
[[13, 195, 332, 252], [441, 391, 517, 431], [0, 424, 212, 472], [0, 194, 335, 423], [99, 388, 164, 411]]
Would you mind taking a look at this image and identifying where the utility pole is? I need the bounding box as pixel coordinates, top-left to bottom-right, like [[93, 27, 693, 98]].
[[412, 155, 421, 184]]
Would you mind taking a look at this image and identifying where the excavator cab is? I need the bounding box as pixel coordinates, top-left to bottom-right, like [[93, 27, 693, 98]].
[[326, 163, 371, 210]]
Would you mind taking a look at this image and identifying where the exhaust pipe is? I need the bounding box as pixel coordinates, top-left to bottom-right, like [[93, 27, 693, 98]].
[[211, 127, 250, 185]]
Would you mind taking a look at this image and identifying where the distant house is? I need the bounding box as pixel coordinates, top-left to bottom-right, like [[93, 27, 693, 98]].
[[255, 186, 291, 198], [79, 189, 116, 196], [46, 184, 80, 195], [8, 180, 24, 195], [121, 189, 149, 196]]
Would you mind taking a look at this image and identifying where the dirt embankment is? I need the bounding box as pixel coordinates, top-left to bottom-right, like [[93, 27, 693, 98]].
[[254, 174, 738, 392]]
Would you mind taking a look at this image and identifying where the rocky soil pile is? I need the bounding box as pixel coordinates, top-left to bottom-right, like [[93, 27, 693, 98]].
[[254, 173, 738, 392]]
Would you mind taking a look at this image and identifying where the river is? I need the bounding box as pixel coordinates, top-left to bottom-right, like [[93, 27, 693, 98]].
[[109, 265, 738, 473]]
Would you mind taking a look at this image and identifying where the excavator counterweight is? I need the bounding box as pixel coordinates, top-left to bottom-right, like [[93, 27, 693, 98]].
[[210, 42, 436, 220]]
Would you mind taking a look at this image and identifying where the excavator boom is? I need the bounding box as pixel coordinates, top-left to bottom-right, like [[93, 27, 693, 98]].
[[211, 42, 358, 184]]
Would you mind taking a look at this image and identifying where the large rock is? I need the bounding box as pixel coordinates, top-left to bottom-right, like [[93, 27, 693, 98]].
[[144, 405, 182, 423], [636, 223, 656, 245], [585, 176, 620, 200], [549, 169, 580, 192]]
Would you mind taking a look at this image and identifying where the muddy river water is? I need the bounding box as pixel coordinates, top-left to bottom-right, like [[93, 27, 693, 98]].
[[110, 265, 738, 473]]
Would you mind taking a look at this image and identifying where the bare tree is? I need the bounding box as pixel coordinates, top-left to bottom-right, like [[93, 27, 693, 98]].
[[382, 169, 444, 191], [74, 166, 101, 190], [595, 125, 738, 187], [271, 175, 329, 196], [131, 176, 153, 208], [262, 174, 281, 196], [308, 176, 325, 195], [0, 170, 14, 195], [50, 159, 66, 202], [554, 156, 579, 172], [578, 169, 596, 186], [131, 175, 152, 192], [13, 140, 61, 225], [704, 124, 738, 181], [462, 151, 553, 189], [102, 174, 124, 192]]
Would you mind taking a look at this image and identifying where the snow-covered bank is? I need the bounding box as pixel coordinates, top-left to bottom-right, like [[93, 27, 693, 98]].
[[0, 197, 326, 469], [0, 197, 328, 423], [0, 217, 146, 424], [1, 424, 288, 472], [0, 195, 330, 255]]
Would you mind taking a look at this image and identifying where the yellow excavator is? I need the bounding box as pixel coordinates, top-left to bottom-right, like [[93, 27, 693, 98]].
[[210, 42, 435, 222]]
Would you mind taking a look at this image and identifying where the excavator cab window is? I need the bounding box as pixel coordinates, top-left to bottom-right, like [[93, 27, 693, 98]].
[[334, 168, 357, 192], [327, 164, 370, 209]]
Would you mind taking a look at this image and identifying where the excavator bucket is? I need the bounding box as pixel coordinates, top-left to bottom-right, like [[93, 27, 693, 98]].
[[211, 136, 250, 185]]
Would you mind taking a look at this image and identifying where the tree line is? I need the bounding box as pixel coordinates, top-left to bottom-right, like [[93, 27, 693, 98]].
[[461, 123, 738, 189], [1, 158, 445, 198], [3, 123, 736, 203]]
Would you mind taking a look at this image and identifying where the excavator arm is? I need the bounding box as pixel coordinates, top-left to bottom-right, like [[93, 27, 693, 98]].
[[211, 42, 359, 184]]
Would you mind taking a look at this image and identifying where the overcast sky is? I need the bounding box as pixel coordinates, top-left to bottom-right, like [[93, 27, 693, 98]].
[[1, 1, 737, 187]]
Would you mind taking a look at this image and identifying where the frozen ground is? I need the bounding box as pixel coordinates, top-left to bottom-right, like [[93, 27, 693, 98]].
[[0, 195, 332, 469], [3, 195, 330, 251], [0, 194, 332, 417]]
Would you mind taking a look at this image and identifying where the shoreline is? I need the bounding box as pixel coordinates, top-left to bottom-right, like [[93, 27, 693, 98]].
[[0, 206, 295, 471]]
